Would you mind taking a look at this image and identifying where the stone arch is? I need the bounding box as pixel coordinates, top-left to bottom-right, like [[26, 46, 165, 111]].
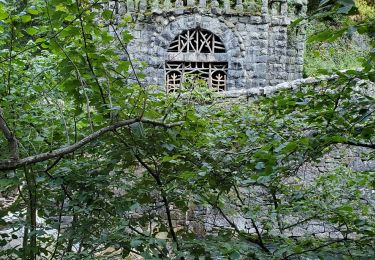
[[156, 15, 242, 59], [152, 15, 245, 90], [167, 28, 226, 54], [165, 28, 229, 92]]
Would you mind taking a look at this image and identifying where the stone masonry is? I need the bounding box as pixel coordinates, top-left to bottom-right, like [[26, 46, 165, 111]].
[[109, 0, 308, 90]]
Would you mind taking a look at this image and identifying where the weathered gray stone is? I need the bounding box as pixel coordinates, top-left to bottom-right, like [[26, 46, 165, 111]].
[[113, 0, 306, 90]]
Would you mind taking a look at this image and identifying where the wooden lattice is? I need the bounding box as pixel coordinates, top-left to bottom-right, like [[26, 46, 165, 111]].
[[166, 62, 227, 92], [168, 28, 225, 53], [166, 28, 227, 92]]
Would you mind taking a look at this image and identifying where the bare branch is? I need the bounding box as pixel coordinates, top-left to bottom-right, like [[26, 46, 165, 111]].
[[0, 118, 182, 171]]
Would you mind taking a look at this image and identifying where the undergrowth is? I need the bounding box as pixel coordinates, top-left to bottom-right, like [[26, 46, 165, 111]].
[[303, 0, 374, 77]]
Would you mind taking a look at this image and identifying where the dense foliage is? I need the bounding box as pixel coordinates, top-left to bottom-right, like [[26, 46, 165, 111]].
[[304, 0, 374, 76], [0, 0, 374, 259]]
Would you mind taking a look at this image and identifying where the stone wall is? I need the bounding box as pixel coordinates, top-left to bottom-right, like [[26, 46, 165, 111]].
[[109, 0, 308, 90], [198, 145, 375, 239]]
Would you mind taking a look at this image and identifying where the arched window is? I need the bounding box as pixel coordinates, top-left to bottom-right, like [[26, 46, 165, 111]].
[[165, 28, 228, 92]]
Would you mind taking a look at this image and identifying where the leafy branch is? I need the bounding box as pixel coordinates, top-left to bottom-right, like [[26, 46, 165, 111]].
[[0, 118, 182, 170]]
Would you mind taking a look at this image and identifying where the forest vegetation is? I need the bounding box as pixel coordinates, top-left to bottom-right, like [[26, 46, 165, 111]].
[[0, 0, 374, 259]]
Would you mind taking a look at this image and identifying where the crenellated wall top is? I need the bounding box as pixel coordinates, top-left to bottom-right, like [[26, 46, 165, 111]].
[[108, 0, 307, 19]]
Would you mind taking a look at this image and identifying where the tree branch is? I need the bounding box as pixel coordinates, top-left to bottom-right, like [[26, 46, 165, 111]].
[[341, 141, 375, 149], [284, 239, 346, 259], [0, 107, 19, 160], [132, 153, 181, 251], [76, 0, 107, 105], [0, 118, 182, 171], [233, 185, 269, 251], [206, 197, 270, 253], [0, 0, 102, 64]]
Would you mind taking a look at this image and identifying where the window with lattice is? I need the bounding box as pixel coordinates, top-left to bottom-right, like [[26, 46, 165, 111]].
[[165, 28, 228, 92]]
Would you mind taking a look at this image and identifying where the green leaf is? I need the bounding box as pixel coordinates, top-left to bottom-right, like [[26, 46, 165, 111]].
[[122, 31, 134, 44], [255, 161, 265, 170], [130, 239, 142, 248], [0, 8, 8, 20], [361, 127, 374, 138], [55, 4, 69, 13], [338, 0, 355, 5], [283, 142, 297, 153], [179, 171, 196, 179], [102, 10, 113, 20], [35, 38, 46, 43], [41, 43, 49, 49], [64, 14, 75, 21], [130, 122, 145, 139], [257, 175, 271, 184], [337, 5, 354, 14], [118, 61, 130, 73], [26, 27, 38, 36], [35, 136, 44, 142], [0, 178, 18, 188], [308, 31, 332, 42], [27, 8, 39, 15], [121, 14, 132, 24], [338, 204, 353, 213], [198, 171, 206, 177], [161, 155, 178, 163], [21, 15, 32, 23]]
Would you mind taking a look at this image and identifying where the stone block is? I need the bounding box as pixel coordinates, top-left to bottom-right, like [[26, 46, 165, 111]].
[[248, 32, 259, 40], [256, 79, 267, 87], [296, 57, 304, 65], [259, 40, 268, 49], [248, 16, 261, 24], [253, 72, 267, 79], [232, 62, 243, 70], [287, 49, 297, 56], [276, 33, 287, 41], [275, 40, 287, 48], [261, 15, 270, 24], [279, 72, 288, 79], [123, 5, 308, 94], [229, 70, 244, 79], [296, 42, 305, 50], [258, 32, 268, 40], [279, 56, 288, 63], [270, 79, 283, 85], [239, 17, 250, 23], [254, 63, 267, 73], [244, 63, 254, 71], [256, 55, 268, 63], [267, 56, 278, 63], [236, 23, 245, 31], [132, 30, 141, 38], [271, 18, 281, 25]]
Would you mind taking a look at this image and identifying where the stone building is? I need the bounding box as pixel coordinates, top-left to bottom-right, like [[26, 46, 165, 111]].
[[109, 0, 308, 91]]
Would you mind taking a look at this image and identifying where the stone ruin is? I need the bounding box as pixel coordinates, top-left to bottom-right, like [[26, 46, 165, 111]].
[[108, 0, 308, 91], [2, 1, 374, 254], [107, 0, 374, 242]]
